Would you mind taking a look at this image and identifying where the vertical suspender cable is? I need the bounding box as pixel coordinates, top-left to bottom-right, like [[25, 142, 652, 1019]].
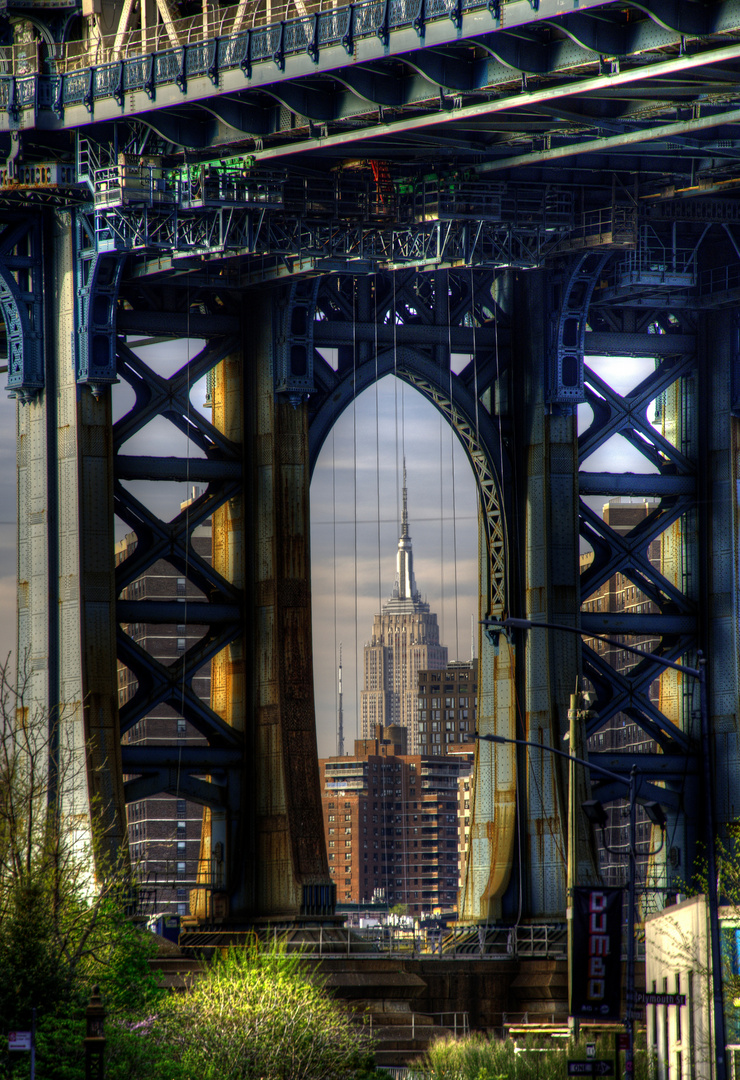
[[447, 274, 459, 661], [352, 279, 359, 743]]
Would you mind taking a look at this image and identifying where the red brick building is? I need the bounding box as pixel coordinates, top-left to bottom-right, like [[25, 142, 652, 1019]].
[[320, 726, 471, 915]]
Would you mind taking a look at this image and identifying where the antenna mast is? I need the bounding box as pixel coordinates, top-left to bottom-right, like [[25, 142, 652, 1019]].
[[337, 644, 344, 757]]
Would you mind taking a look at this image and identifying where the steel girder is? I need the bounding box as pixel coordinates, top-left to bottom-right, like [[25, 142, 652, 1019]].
[[78, 166, 579, 278], [0, 215, 44, 402], [9, 0, 740, 172], [577, 278, 703, 891]]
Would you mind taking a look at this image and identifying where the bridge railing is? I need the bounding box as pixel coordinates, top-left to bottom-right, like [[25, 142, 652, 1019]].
[[48, 0, 505, 75], [254, 922, 568, 959], [363, 1011, 470, 1038], [0, 0, 523, 117]]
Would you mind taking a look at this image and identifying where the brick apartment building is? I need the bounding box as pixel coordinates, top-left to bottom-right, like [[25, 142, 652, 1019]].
[[319, 726, 471, 915], [581, 496, 661, 888], [117, 496, 210, 916], [417, 660, 477, 754]]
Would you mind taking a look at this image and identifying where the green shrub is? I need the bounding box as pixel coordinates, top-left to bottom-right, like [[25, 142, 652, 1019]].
[[155, 940, 372, 1080], [421, 1031, 652, 1080]]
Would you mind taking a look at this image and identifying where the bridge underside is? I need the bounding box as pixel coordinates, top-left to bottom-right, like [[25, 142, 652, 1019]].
[[3, 0, 740, 924]]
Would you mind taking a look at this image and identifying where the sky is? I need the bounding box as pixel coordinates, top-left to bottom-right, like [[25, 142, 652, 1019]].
[[0, 344, 659, 759]]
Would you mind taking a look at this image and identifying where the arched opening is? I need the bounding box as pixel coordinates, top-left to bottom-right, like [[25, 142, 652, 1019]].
[[310, 373, 480, 759]]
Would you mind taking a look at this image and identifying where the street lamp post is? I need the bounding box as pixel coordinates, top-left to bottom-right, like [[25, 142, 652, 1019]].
[[476, 729, 638, 1078], [481, 616, 727, 1080]]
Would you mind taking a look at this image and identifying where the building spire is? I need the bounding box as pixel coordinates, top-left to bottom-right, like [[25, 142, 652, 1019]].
[[392, 459, 419, 602]]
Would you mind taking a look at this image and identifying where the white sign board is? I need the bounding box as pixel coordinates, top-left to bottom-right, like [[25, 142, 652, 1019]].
[[9, 1031, 32, 1051]]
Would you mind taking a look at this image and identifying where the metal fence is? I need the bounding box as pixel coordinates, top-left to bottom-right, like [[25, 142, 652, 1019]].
[[363, 1011, 470, 1039], [241, 922, 569, 959]]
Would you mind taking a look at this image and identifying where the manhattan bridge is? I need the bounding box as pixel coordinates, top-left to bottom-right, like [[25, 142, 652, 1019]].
[[3, 0, 740, 934]]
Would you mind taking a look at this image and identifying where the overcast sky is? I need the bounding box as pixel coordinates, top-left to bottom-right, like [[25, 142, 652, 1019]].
[[0, 347, 658, 758]]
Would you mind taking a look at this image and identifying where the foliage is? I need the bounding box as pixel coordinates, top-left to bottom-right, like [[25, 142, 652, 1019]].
[[420, 1031, 653, 1080], [0, 657, 164, 1080], [104, 1016, 188, 1080], [154, 940, 372, 1080]]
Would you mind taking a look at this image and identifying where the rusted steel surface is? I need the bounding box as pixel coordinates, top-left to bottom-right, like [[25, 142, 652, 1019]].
[[251, 294, 330, 915]]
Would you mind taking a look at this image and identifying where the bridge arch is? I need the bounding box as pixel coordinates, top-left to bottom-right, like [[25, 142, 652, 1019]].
[[304, 270, 511, 622], [308, 346, 508, 621]]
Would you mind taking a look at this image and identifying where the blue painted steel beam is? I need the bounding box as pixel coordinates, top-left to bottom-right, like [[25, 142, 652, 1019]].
[[0, 217, 44, 401], [124, 772, 227, 807], [117, 310, 240, 337], [581, 612, 696, 636], [578, 473, 696, 497], [9, 0, 740, 140], [115, 456, 242, 482], [591, 779, 681, 811], [589, 752, 698, 780], [121, 747, 243, 769], [117, 601, 240, 623], [114, 338, 239, 455], [114, 483, 241, 599], [584, 332, 696, 357], [117, 625, 242, 744]]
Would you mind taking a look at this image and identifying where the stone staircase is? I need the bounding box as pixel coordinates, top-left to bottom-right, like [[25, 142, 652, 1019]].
[[504, 959, 569, 1026], [348, 998, 463, 1069]]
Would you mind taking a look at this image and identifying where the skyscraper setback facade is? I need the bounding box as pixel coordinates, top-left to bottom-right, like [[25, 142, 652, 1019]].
[[360, 470, 448, 752]]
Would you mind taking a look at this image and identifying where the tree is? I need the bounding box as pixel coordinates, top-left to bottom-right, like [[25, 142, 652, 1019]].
[[0, 658, 161, 1033]]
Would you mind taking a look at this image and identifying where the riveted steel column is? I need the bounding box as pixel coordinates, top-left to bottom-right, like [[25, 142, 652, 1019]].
[[460, 270, 516, 925], [17, 212, 125, 859], [459, 516, 517, 924], [700, 309, 740, 838], [200, 344, 248, 914], [251, 293, 330, 917], [514, 270, 586, 919]]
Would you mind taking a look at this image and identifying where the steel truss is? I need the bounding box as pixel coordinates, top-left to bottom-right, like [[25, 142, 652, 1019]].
[[113, 305, 245, 815], [575, 278, 707, 890]]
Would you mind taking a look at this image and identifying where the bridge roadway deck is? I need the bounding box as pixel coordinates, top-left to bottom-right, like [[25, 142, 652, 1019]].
[[5, 0, 740, 179]]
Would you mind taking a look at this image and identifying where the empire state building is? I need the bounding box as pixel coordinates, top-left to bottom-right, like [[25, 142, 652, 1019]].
[[360, 470, 448, 751]]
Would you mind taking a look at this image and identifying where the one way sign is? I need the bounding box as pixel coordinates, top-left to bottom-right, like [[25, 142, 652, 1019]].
[[567, 1062, 615, 1076]]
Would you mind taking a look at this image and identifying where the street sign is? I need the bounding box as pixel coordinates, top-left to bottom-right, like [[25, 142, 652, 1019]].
[[567, 1062, 614, 1076], [634, 991, 686, 1007], [8, 1031, 32, 1051], [586, 1043, 596, 1059], [618, 1033, 629, 1051]]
